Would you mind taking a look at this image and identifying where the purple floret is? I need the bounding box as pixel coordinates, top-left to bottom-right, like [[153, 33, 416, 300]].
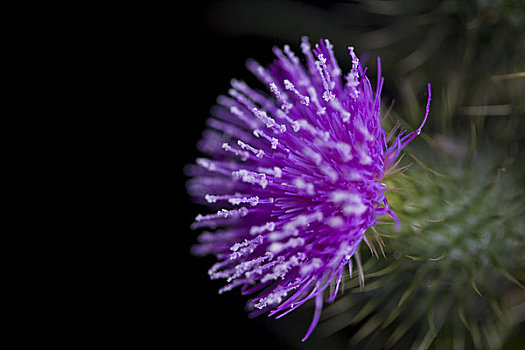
[[187, 37, 430, 341]]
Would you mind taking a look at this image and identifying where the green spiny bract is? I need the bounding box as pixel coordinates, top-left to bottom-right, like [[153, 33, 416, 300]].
[[318, 137, 525, 350]]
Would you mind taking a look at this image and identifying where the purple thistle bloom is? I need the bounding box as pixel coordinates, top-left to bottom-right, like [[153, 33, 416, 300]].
[[187, 37, 430, 341]]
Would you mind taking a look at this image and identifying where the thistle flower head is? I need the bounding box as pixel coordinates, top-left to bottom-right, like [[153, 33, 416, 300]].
[[186, 37, 430, 341]]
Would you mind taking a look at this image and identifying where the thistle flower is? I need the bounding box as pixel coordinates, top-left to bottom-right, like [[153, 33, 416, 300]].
[[186, 37, 430, 341]]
